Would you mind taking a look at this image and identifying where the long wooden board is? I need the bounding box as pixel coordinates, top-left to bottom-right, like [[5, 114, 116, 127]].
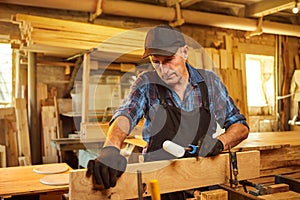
[[69, 150, 260, 200], [0, 163, 71, 198], [14, 98, 31, 165]]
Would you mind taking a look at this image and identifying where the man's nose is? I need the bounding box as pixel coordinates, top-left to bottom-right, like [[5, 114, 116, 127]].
[[160, 62, 168, 74]]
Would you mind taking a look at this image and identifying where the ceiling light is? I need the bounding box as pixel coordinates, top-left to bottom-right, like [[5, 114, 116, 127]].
[[292, 1, 299, 14]]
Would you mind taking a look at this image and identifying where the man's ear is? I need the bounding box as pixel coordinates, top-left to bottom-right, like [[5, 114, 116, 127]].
[[182, 45, 188, 60]]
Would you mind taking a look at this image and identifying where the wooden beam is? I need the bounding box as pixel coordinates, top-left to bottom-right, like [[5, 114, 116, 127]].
[[69, 151, 260, 200], [246, 0, 295, 17], [181, 0, 202, 8], [14, 14, 127, 35]]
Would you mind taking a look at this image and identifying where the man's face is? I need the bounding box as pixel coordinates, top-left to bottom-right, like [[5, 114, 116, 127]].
[[150, 47, 188, 86]]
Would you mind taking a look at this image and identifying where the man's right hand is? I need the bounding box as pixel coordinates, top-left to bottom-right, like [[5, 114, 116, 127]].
[[86, 146, 127, 189]]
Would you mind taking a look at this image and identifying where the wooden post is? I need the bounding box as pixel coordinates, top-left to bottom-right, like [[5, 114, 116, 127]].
[[28, 52, 42, 164]]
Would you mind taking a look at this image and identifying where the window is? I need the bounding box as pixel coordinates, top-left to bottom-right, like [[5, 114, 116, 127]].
[[246, 54, 275, 116], [0, 43, 12, 106]]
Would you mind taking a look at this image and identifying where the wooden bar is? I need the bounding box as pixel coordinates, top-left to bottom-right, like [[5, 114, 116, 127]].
[[201, 189, 228, 200], [69, 151, 260, 200]]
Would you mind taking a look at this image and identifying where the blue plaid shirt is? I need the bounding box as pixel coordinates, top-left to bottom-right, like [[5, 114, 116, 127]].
[[111, 63, 248, 142]]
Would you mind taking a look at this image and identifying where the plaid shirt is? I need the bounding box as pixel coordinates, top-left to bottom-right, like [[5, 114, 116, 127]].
[[111, 63, 248, 141]]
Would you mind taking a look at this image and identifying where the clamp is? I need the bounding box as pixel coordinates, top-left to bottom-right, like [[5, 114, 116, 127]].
[[229, 146, 239, 189]]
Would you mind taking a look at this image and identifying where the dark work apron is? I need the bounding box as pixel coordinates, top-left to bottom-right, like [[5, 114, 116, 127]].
[[145, 79, 211, 161], [143, 77, 211, 199]]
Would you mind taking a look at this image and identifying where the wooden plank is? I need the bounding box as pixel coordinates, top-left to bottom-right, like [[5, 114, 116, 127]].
[[0, 163, 70, 197], [260, 146, 300, 171], [41, 106, 59, 163], [14, 13, 145, 58], [0, 119, 18, 166], [69, 151, 260, 200], [14, 98, 31, 165], [0, 107, 15, 120], [29, 37, 144, 56], [220, 69, 247, 116], [275, 174, 300, 193], [15, 14, 128, 35], [236, 131, 300, 176], [236, 132, 300, 151], [31, 28, 144, 48], [219, 49, 228, 69], [257, 191, 300, 200], [265, 183, 289, 194], [201, 189, 228, 200], [0, 145, 6, 168], [203, 48, 215, 70], [54, 96, 62, 138]]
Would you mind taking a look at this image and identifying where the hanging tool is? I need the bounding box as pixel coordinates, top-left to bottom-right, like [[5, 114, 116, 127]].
[[149, 179, 161, 200], [229, 146, 239, 189]]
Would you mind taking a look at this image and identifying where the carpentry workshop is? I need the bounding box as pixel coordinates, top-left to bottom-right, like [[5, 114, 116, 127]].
[[0, 0, 300, 200]]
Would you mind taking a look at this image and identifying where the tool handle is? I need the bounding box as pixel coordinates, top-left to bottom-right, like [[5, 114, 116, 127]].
[[162, 140, 185, 157], [149, 179, 161, 200], [232, 152, 238, 171]]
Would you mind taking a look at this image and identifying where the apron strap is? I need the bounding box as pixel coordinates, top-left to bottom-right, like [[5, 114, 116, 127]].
[[197, 69, 210, 111], [157, 84, 168, 108]]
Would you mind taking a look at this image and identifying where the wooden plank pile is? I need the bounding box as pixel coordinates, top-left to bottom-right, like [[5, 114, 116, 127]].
[[0, 99, 33, 166], [13, 14, 146, 59]]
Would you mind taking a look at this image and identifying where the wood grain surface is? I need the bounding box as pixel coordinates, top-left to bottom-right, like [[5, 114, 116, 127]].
[[69, 151, 260, 200], [235, 131, 300, 151], [0, 163, 70, 198]]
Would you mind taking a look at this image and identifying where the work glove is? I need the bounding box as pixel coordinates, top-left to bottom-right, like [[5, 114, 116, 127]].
[[199, 138, 224, 157], [86, 146, 127, 189]]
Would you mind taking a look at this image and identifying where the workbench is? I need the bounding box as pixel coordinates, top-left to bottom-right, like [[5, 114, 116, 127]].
[[235, 131, 300, 151], [235, 131, 300, 177], [0, 163, 71, 199], [51, 138, 105, 151]]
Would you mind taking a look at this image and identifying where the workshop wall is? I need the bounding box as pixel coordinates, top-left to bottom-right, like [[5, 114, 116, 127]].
[[1, 3, 299, 132]]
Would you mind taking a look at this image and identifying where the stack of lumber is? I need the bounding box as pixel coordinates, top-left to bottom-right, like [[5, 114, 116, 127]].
[[0, 100, 32, 166], [13, 14, 145, 60]]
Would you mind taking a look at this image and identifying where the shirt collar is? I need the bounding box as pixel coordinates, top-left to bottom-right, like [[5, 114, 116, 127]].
[[187, 63, 205, 86]]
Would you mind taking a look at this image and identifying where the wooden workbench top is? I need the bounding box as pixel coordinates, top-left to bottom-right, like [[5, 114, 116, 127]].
[[235, 131, 300, 151], [0, 163, 70, 198]]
